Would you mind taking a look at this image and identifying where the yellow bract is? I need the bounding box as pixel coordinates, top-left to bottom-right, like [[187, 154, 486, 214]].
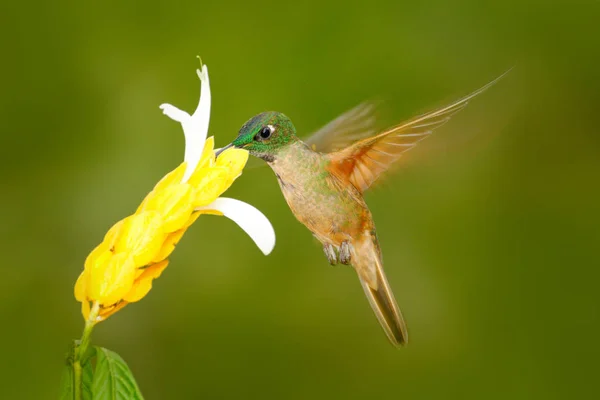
[[75, 138, 248, 321]]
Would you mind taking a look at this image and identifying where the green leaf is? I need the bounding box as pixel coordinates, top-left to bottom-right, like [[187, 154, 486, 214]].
[[92, 347, 144, 400], [59, 343, 95, 400], [82, 358, 94, 400], [58, 362, 74, 400]]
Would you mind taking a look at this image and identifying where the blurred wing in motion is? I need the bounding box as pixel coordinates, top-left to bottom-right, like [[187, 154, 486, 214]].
[[304, 100, 382, 153], [327, 69, 512, 193]]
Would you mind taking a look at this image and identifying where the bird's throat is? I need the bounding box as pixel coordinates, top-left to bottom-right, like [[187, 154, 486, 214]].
[[257, 153, 275, 163]]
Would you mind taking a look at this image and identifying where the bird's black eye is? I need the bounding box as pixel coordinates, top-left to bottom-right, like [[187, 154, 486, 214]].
[[259, 126, 272, 139]]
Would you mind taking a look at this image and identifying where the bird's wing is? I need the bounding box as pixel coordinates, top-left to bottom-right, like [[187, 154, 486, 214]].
[[327, 70, 511, 193], [304, 100, 382, 153]]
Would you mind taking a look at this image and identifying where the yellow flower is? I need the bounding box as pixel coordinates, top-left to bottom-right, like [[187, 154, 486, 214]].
[[75, 63, 275, 322]]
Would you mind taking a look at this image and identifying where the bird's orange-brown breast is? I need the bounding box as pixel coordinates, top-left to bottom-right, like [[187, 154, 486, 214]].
[[268, 141, 373, 246]]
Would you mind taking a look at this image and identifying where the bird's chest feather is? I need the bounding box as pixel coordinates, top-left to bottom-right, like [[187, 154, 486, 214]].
[[269, 151, 370, 242]]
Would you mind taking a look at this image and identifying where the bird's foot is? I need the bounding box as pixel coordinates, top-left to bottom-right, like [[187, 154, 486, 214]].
[[340, 241, 352, 265], [323, 244, 338, 265]]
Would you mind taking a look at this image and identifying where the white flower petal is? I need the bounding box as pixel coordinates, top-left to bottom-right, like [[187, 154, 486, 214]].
[[159, 103, 190, 124], [180, 65, 211, 182], [193, 65, 211, 118], [161, 64, 212, 183], [197, 197, 276, 255]]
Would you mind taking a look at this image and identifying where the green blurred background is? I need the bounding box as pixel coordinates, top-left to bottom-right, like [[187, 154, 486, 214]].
[[1, 0, 599, 398]]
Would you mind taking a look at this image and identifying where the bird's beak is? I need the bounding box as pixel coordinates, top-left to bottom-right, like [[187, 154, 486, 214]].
[[215, 143, 233, 157]]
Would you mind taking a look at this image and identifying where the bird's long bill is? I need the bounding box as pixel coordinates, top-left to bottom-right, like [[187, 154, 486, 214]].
[[215, 143, 233, 157]]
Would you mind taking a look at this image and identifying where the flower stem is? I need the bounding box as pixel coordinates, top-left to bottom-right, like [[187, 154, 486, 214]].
[[73, 302, 100, 400]]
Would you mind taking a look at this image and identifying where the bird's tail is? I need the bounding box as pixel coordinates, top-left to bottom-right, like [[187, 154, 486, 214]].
[[357, 254, 408, 347]]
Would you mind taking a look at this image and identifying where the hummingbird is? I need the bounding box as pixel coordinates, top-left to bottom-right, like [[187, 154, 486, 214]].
[[217, 71, 509, 347]]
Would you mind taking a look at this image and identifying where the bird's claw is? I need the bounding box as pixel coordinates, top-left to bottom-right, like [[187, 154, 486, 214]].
[[340, 241, 352, 265], [323, 244, 337, 265]]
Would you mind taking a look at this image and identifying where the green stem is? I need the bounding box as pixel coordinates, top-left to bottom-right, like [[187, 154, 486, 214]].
[[73, 357, 82, 400], [73, 302, 100, 400]]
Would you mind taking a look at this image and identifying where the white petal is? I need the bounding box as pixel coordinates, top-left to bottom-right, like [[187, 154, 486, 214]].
[[159, 103, 191, 124], [193, 65, 211, 118], [160, 64, 212, 183], [197, 197, 276, 255]]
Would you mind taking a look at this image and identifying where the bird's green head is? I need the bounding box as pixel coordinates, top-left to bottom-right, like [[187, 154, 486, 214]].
[[225, 111, 298, 161]]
